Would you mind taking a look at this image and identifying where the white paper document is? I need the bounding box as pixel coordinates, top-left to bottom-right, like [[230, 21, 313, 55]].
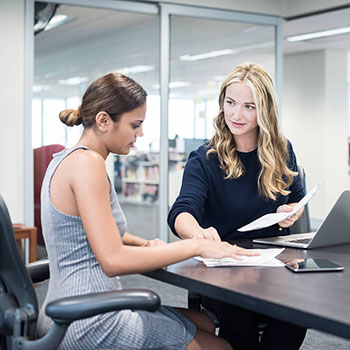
[[237, 184, 320, 232], [195, 248, 285, 267]]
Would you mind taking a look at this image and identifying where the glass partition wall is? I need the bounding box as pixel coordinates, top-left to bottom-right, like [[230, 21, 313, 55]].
[[168, 16, 276, 230], [32, 1, 160, 244], [165, 5, 281, 242], [26, 0, 282, 243]]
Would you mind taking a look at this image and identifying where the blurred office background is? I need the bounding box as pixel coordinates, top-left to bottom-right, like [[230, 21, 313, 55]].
[[1, 0, 350, 252]]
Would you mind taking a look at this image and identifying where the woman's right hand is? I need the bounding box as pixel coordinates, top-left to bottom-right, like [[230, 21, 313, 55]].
[[197, 239, 259, 260], [194, 226, 221, 241]]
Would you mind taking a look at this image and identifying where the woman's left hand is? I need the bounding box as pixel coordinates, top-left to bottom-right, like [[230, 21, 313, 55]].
[[142, 238, 167, 247], [276, 204, 298, 228]]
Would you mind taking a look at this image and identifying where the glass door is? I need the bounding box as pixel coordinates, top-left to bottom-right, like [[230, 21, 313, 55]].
[[161, 5, 281, 241], [32, 1, 160, 244]]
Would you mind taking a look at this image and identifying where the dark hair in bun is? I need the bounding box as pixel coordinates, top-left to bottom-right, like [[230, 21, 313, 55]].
[[59, 73, 147, 128], [59, 108, 82, 126]]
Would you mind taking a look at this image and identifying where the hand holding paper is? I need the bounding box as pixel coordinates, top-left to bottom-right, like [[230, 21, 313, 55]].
[[238, 184, 320, 232]]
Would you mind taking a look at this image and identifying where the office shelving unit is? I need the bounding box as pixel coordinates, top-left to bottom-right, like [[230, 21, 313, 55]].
[[117, 154, 160, 205], [115, 151, 186, 206]]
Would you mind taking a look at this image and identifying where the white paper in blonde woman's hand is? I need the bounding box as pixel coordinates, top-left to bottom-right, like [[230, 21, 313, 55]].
[[237, 184, 320, 232]]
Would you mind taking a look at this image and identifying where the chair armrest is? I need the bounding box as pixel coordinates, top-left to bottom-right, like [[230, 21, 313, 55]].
[[46, 289, 160, 324], [26, 259, 50, 283]]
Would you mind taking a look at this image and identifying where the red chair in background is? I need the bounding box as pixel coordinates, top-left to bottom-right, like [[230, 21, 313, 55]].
[[34, 144, 65, 246]]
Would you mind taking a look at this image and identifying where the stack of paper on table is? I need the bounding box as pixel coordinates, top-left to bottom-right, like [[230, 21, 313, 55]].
[[195, 248, 285, 267]]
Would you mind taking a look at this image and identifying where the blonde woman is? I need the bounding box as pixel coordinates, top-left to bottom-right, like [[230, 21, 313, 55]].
[[168, 62, 307, 349]]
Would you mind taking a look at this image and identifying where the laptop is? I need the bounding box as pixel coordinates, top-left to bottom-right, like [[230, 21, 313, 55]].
[[253, 190, 350, 249]]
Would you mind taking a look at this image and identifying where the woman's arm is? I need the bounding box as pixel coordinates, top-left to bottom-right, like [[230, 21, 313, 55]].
[[174, 212, 221, 241], [122, 232, 166, 247], [168, 150, 212, 237], [103, 239, 255, 276], [122, 232, 147, 246], [69, 151, 256, 277]]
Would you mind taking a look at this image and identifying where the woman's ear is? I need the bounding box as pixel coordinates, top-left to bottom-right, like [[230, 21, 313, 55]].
[[95, 111, 111, 132]]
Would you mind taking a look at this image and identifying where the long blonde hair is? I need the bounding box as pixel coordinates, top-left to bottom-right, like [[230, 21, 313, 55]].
[[207, 62, 297, 200]]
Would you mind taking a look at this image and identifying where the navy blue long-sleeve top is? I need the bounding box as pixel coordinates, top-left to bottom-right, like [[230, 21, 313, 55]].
[[168, 142, 305, 240]]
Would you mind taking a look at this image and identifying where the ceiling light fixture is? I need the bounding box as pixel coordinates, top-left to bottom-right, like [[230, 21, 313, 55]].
[[287, 27, 350, 42], [180, 49, 236, 62], [116, 65, 155, 74], [58, 77, 89, 86], [33, 85, 50, 93], [152, 81, 191, 89], [44, 15, 75, 32], [180, 41, 273, 62]]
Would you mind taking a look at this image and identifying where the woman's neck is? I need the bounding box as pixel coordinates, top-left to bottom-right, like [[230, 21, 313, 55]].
[[234, 131, 258, 153], [234, 139, 258, 153], [77, 132, 109, 160]]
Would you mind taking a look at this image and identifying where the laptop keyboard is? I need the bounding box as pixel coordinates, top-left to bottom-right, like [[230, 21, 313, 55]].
[[288, 238, 311, 244]]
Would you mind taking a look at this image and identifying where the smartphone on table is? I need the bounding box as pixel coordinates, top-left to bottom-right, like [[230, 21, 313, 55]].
[[285, 258, 344, 273]]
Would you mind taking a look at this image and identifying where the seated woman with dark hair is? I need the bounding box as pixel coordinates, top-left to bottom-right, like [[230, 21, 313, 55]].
[[36, 72, 258, 350]]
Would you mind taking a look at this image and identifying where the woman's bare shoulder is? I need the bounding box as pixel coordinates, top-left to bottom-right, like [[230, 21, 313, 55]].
[[64, 148, 105, 170], [57, 149, 107, 189]]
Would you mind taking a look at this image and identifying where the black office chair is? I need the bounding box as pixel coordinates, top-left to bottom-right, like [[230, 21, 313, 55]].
[[0, 194, 160, 350], [188, 165, 311, 324]]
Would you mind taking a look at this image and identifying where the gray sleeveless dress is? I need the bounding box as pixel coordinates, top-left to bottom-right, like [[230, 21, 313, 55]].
[[36, 146, 196, 350]]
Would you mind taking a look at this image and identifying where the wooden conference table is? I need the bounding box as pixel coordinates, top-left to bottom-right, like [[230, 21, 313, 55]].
[[144, 240, 350, 340]]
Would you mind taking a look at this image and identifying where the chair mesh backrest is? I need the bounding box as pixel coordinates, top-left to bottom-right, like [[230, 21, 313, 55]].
[[290, 166, 312, 234], [0, 195, 38, 335]]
